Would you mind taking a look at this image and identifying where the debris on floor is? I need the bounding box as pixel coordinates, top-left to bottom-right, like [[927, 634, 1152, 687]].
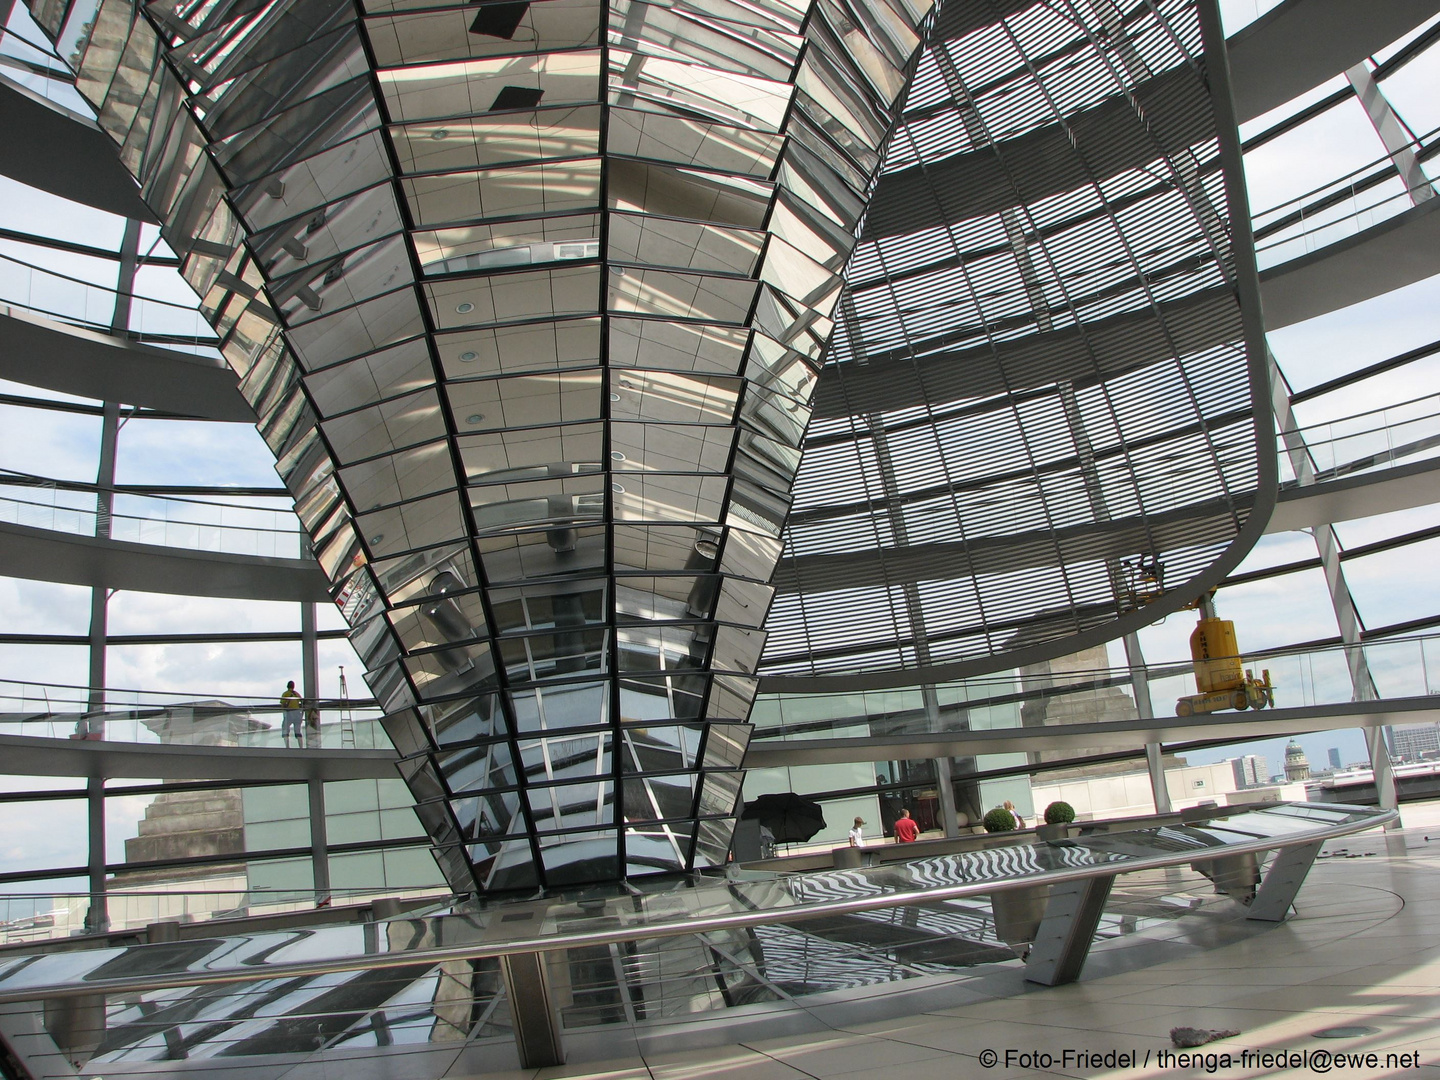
[[1170, 1027, 1241, 1048]]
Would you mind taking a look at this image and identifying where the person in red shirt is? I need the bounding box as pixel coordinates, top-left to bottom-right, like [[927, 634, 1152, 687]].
[[893, 808, 920, 843]]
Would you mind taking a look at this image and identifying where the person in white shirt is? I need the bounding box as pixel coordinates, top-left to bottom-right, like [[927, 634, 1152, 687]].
[[1004, 800, 1026, 829], [848, 816, 866, 848]]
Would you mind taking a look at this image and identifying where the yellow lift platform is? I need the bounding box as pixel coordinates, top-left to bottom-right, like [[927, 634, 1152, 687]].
[[1175, 591, 1275, 717]]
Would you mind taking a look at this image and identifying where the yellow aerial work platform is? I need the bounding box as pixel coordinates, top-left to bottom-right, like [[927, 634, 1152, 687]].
[[1174, 593, 1276, 717]]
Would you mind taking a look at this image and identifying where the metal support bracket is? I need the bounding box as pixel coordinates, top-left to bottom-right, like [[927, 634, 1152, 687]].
[[1024, 874, 1115, 986], [498, 951, 564, 1069], [1246, 840, 1323, 922]]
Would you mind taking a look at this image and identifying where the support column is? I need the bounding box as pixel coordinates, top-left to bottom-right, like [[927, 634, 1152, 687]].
[[922, 687, 961, 837], [1024, 875, 1115, 986], [301, 601, 319, 701], [78, 218, 140, 938], [1314, 60, 1425, 824], [84, 777, 107, 934], [308, 778, 331, 907], [841, 293, 968, 839], [85, 400, 119, 735], [499, 952, 564, 1068], [1271, 357, 1397, 827], [1346, 63, 1433, 204], [1247, 840, 1322, 922], [1124, 633, 1170, 814]]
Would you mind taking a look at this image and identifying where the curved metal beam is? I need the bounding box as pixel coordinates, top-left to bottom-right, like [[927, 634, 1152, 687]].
[[0, 521, 331, 602], [866, 0, 1440, 243], [1268, 456, 1440, 534], [770, 451, 1440, 600], [0, 76, 157, 222], [0, 308, 253, 422], [1226, 0, 1440, 123], [0, 732, 397, 781]]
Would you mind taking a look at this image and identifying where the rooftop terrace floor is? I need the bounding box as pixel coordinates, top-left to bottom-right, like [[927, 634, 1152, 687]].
[[471, 801, 1440, 1080]]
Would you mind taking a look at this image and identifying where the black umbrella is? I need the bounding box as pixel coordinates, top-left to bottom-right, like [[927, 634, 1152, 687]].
[[741, 793, 827, 843]]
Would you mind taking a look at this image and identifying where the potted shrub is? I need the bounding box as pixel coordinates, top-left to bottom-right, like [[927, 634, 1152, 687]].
[[984, 806, 1045, 946], [1044, 801, 1075, 825], [982, 807, 1017, 833], [1037, 801, 1075, 841]]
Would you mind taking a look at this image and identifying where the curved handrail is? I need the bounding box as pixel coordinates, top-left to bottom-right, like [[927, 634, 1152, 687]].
[[752, 629, 1440, 738], [1251, 124, 1440, 224], [0, 251, 215, 344], [1250, 125, 1440, 272], [1279, 391, 1440, 479], [0, 802, 1394, 1003], [0, 481, 308, 560]]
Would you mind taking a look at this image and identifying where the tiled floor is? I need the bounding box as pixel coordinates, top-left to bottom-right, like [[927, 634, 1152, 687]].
[[466, 808, 1440, 1078]]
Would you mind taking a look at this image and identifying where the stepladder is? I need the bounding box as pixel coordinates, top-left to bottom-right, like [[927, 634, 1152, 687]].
[[338, 666, 356, 748]]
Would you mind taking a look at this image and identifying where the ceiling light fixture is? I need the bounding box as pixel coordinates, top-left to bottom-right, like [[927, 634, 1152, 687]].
[[455, 301, 475, 314], [459, 350, 478, 361]]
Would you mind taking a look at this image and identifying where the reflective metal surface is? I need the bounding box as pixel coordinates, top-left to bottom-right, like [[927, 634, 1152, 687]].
[[25, 0, 935, 891], [0, 801, 1392, 1002]]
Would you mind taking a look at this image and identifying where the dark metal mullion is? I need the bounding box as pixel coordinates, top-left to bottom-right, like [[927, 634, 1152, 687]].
[[1373, 18, 1440, 81], [1290, 335, 1440, 405], [344, 0, 521, 896], [596, 4, 626, 883], [106, 629, 352, 645], [676, 36, 818, 870], [1239, 86, 1352, 154]]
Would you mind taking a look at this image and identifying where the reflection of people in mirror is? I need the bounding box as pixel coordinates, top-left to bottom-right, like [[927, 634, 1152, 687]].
[[306, 704, 322, 748], [893, 808, 919, 843], [849, 816, 866, 848], [1004, 800, 1026, 828]]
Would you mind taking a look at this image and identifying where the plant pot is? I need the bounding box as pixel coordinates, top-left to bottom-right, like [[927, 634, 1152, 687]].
[[991, 884, 1049, 945]]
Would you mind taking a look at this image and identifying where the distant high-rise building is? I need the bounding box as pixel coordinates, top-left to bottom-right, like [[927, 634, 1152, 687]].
[[1230, 755, 1269, 789], [1390, 724, 1440, 762], [1328, 748, 1342, 770]]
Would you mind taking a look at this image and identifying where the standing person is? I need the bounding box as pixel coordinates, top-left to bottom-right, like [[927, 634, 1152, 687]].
[[280, 680, 304, 748], [1004, 800, 1026, 828], [848, 816, 866, 848], [893, 807, 919, 843]]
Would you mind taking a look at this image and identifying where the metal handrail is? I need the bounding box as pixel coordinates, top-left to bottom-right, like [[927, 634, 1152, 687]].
[[0, 492, 301, 538], [0, 804, 1394, 1003]]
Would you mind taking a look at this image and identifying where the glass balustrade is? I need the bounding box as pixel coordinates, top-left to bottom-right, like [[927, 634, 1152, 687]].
[[1251, 127, 1440, 272], [0, 884, 449, 946], [0, 252, 216, 345], [751, 632, 1440, 744], [0, 678, 386, 749], [0, 479, 307, 559], [1279, 392, 1440, 481]]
